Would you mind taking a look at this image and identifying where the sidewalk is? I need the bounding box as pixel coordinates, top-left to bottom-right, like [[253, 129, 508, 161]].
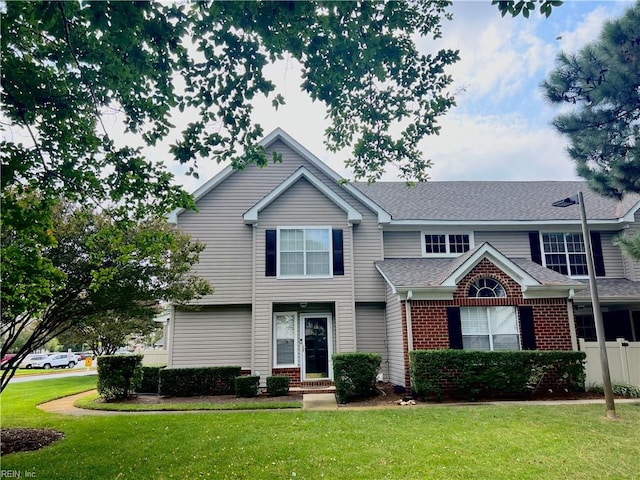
[[39, 390, 639, 416]]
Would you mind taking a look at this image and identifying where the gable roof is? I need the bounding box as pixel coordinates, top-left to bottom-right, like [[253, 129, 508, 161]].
[[169, 128, 391, 224], [243, 167, 363, 224], [376, 242, 585, 300], [356, 181, 640, 224]]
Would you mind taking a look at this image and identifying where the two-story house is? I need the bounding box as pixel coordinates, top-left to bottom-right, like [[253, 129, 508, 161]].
[[168, 129, 640, 389]]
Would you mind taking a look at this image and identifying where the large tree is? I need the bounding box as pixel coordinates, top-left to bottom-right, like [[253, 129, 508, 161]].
[[2, 0, 461, 194], [0, 205, 212, 391], [57, 312, 159, 357], [1, 1, 459, 362], [543, 2, 640, 259], [542, 2, 640, 199]]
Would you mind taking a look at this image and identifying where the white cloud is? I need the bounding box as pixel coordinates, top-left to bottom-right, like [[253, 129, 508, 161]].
[[421, 113, 578, 182], [117, 1, 633, 194]]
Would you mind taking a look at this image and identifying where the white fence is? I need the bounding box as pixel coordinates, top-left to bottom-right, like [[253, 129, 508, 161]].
[[135, 349, 168, 366], [579, 338, 640, 387]]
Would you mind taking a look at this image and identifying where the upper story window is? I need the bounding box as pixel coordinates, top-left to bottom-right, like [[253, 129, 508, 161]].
[[541, 232, 588, 276], [468, 278, 506, 298], [423, 233, 472, 256], [278, 228, 331, 277]]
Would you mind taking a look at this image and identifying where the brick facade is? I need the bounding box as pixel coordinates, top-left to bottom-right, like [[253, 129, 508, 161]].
[[399, 259, 573, 388], [272, 367, 301, 387]]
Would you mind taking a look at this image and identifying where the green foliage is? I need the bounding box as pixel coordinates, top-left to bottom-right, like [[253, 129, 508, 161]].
[[589, 383, 640, 398], [234, 376, 260, 398], [2, 0, 461, 388], [4, 378, 640, 479], [543, 3, 640, 198], [2, 1, 459, 194], [139, 365, 166, 394], [615, 233, 640, 261], [266, 376, 290, 397], [332, 352, 382, 404], [97, 355, 143, 401], [409, 350, 586, 401], [492, 0, 563, 18], [0, 203, 211, 392], [158, 366, 241, 397]]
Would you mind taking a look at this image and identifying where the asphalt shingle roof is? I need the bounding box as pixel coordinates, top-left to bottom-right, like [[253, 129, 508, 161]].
[[355, 181, 640, 222], [375, 255, 580, 289], [573, 278, 640, 301]]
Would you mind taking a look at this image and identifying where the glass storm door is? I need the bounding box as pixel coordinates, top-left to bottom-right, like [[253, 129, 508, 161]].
[[301, 315, 331, 380]]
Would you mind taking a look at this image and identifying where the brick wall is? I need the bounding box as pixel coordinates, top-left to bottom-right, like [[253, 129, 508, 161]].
[[399, 259, 573, 389], [272, 367, 301, 387]]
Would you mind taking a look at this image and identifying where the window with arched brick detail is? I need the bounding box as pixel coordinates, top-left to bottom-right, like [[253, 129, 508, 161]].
[[468, 277, 506, 298]]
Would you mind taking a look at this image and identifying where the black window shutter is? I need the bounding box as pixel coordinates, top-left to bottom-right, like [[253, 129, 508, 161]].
[[529, 232, 542, 265], [265, 229, 277, 277], [589, 232, 606, 277], [519, 306, 536, 350], [332, 229, 344, 275], [447, 307, 463, 349]]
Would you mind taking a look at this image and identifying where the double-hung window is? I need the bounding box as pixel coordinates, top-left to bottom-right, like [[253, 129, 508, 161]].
[[274, 313, 297, 366], [423, 233, 471, 256], [279, 228, 331, 277], [461, 306, 520, 351], [460, 278, 520, 351], [541, 232, 588, 276]]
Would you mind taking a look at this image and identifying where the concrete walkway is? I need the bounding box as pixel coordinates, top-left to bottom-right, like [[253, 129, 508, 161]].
[[38, 390, 638, 416], [302, 393, 338, 411], [37, 390, 340, 414]]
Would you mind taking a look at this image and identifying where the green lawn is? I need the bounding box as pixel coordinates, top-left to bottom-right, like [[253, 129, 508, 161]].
[[2, 377, 639, 480]]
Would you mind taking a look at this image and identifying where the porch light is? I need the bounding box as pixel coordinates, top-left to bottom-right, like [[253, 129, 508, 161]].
[[552, 191, 616, 419]]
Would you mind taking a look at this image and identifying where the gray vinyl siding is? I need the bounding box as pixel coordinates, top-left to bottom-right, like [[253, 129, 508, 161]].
[[355, 303, 389, 381], [621, 212, 640, 281], [385, 286, 406, 387], [177, 139, 383, 305], [171, 305, 251, 368], [599, 231, 625, 278], [383, 231, 422, 257], [176, 169, 265, 305], [353, 213, 386, 301], [474, 231, 532, 257], [254, 175, 358, 378]]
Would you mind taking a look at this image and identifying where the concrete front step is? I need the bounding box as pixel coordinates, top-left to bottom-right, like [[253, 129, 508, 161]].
[[302, 393, 338, 411], [290, 385, 336, 395]]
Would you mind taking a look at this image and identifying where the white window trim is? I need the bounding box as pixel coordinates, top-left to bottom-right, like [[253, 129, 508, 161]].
[[276, 226, 333, 279], [273, 312, 298, 368], [461, 306, 521, 351], [539, 231, 589, 279], [421, 231, 474, 257]]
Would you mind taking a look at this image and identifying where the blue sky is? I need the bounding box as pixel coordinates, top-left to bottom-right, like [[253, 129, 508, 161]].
[[149, 1, 635, 192]]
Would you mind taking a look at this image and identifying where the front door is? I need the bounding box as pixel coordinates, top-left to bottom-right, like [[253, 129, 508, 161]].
[[301, 315, 332, 380]]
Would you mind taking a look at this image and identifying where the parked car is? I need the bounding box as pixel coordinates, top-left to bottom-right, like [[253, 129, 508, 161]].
[[19, 354, 50, 369], [0, 354, 16, 369], [31, 353, 78, 369]]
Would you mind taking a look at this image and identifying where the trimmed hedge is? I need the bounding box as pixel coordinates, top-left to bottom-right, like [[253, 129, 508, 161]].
[[97, 355, 143, 401], [266, 375, 290, 396], [158, 366, 241, 397], [409, 350, 586, 401], [139, 365, 166, 394], [332, 352, 382, 404], [235, 375, 259, 397]]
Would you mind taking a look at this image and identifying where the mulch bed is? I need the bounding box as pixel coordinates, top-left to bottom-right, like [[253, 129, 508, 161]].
[[1, 428, 64, 455]]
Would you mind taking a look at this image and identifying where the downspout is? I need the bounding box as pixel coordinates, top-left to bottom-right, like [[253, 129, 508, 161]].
[[251, 224, 258, 381], [405, 290, 414, 353], [567, 290, 578, 351], [167, 304, 175, 368]]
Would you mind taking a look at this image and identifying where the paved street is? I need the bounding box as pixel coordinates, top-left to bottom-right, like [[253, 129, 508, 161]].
[[9, 368, 98, 383]]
